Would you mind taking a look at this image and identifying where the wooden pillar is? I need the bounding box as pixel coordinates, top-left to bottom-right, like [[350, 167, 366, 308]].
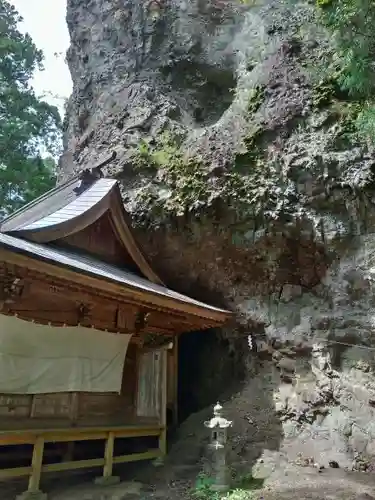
[[159, 350, 168, 456], [28, 437, 45, 493], [94, 432, 120, 486], [103, 432, 115, 478]]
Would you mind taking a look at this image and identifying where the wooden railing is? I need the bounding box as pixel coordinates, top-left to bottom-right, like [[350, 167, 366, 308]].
[[0, 424, 165, 496]]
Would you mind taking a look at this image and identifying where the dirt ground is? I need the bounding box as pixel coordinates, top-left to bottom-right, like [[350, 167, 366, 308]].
[[2, 378, 375, 500], [2, 460, 375, 500]]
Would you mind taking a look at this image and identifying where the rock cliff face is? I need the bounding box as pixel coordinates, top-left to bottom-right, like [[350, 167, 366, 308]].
[[62, 0, 375, 481]]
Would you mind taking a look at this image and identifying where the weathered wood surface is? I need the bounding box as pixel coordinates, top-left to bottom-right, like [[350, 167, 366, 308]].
[[31, 393, 72, 418], [0, 262, 212, 336], [167, 336, 179, 424], [136, 350, 166, 420], [0, 395, 31, 418], [0, 247, 229, 334], [0, 423, 163, 491], [58, 212, 138, 269]]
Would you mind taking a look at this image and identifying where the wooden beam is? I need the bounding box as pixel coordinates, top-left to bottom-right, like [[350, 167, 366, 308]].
[[0, 466, 31, 480], [43, 457, 104, 473], [13, 265, 226, 331], [0, 248, 231, 325], [113, 449, 161, 464], [0, 450, 162, 481], [0, 425, 163, 446]]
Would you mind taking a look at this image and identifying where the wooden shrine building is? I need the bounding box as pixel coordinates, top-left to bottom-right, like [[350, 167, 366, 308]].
[[0, 157, 232, 498]]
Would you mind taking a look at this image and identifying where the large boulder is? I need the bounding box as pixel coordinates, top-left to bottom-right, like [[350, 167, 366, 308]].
[[62, 0, 375, 479]]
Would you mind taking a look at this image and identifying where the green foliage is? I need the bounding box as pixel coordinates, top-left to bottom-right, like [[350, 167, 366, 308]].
[[0, 0, 62, 215], [317, 0, 375, 98], [314, 0, 375, 144], [316, 0, 333, 7], [192, 472, 218, 500], [191, 472, 260, 500], [133, 138, 157, 171], [133, 126, 287, 223], [239, 0, 259, 5], [355, 103, 375, 143], [132, 79, 269, 221]]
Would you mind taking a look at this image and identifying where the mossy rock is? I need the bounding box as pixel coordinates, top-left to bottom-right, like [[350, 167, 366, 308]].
[[247, 85, 266, 115], [316, 0, 332, 8]]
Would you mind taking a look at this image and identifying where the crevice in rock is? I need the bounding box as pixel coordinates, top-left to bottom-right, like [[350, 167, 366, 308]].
[[177, 328, 245, 423], [160, 61, 236, 127]]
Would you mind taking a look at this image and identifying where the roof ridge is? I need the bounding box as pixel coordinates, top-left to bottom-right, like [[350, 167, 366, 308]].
[[0, 174, 81, 230], [17, 178, 118, 232], [0, 152, 118, 232]]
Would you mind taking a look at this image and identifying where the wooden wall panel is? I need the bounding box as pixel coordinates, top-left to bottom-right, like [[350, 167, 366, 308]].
[[31, 393, 72, 419], [0, 395, 31, 418], [136, 350, 165, 419], [77, 393, 123, 418]]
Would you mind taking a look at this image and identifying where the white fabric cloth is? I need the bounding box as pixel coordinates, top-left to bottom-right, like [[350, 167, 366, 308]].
[[0, 314, 131, 394]]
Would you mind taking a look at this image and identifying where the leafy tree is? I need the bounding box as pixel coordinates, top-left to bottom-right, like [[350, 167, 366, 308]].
[[317, 0, 375, 144], [0, 0, 62, 216], [317, 0, 375, 97]]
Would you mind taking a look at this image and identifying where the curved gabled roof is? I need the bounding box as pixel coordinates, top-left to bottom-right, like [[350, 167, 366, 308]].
[[0, 175, 83, 234], [0, 175, 163, 285], [5, 179, 116, 238]]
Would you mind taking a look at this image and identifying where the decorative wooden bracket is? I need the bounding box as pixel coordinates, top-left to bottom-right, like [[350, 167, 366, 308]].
[[134, 310, 151, 333], [115, 305, 151, 333]]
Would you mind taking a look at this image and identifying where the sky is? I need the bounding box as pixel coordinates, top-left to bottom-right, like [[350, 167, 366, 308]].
[[9, 0, 72, 117]]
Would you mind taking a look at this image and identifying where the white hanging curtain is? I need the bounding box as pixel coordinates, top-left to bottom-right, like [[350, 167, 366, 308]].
[[0, 314, 132, 394]]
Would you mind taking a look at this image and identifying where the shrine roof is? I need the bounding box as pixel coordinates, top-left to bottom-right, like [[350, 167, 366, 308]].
[[0, 232, 231, 322], [0, 154, 162, 285], [1, 178, 117, 233], [0, 154, 232, 323]]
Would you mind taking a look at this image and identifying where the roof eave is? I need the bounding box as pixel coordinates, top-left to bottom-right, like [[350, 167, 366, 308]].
[[108, 187, 164, 286], [0, 246, 232, 325], [0, 175, 81, 233], [8, 192, 112, 243]]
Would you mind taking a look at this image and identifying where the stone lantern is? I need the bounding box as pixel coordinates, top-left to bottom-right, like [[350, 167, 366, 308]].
[[204, 402, 233, 492]]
